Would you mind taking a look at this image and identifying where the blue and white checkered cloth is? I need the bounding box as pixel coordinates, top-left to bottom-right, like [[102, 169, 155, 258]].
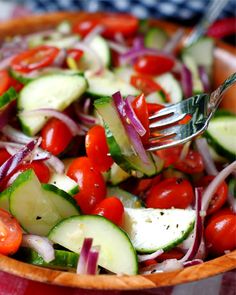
[[25, 0, 236, 22]]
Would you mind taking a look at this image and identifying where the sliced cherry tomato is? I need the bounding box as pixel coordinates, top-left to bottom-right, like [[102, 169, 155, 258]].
[[15, 161, 50, 183], [174, 150, 204, 174], [155, 145, 183, 168], [205, 213, 236, 256], [67, 157, 106, 214], [197, 175, 228, 215], [73, 17, 100, 37], [131, 174, 161, 196], [134, 55, 175, 76], [0, 149, 11, 166], [207, 18, 236, 38], [147, 103, 164, 116], [41, 118, 73, 156], [67, 49, 83, 62], [92, 196, 124, 226], [11, 45, 59, 73], [130, 74, 171, 102], [85, 125, 113, 172], [146, 177, 194, 209], [142, 259, 157, 267], [0, 208, 22, 255], [0, 70, 11, 96], [131, 93, 150, 145], [156, 248, 184, 262]]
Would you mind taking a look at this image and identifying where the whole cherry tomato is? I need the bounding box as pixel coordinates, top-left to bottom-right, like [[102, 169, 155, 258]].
[[92, 197, 124, 226], [134, 55, 175, 76], [205, 213, 236, 256], [41, 118, 73, 156], [0, 209, 22, 255], [11, 45, 59, 73], [131, 93, 150, 145], [174, 150, 204, 174], [197, 175, 228, 215], [85, 125, 113, 172], [146, 177, 194, 209], [67, 157, 106, 214]]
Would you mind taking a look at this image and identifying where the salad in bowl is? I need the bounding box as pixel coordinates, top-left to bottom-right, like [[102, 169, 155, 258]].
[[0, 11, 235, 285]]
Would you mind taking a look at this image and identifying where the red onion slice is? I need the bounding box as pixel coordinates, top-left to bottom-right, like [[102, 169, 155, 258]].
[[0, 101, 16, 130], [107, 40, 129, 54], [21, 234, 55, 263], [20, 108, 84, 136], [0, 55, 16, 70], [202, 161, 236, 212], [140, 258, 183, 274], [183, 259, 203, 268], [77, 238, 93, 274], [228, 191, 236, 213], [138, 249, 164, 263], [86, 247, 100, 275], [181, 64, 193, 98], [198, 65, 210, 92], [83, 25, 105, 44], [163, 29, 184, 54], [0, 139, 39, 182], [74, 104, 97, 126], [2, 125, 36, 144], [195, 137, 218, 176]]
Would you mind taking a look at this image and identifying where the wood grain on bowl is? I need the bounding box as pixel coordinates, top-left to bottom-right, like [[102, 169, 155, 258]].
[[0, 12, 235, 290]]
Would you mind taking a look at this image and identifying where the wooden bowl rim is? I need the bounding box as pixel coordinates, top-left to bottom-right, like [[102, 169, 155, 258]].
[[0, 11, 235, 290]]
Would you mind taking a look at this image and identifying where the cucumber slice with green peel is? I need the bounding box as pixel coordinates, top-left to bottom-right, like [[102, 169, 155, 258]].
[[86, 70, 139, 98], [0, 187, 11, 211], [182, 54, 203, 95], [205, 115, 236, 161], [9, 69, 33, 85], [18, 73, 87, 136], [109, 163, 130, 185], [144, 27, 168, 50], [107, 186, 144, 208], [89, 35, 111, 67], [114, 66, 134, 84], [122, 208, 195, 253], [48, 173, 79, 195], [16, 248, 79, 270], [48, 215, 138, 275], [154, 73, 183, 103], [145, 90, 167, 104], [9, 170, 80, 235], [94, 96, 161, 176], [0, 87, 17, 109], [182, 37, 214, 75]]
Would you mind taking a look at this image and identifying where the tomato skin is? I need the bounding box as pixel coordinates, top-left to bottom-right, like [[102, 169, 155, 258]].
[[197, 175, 228, 215], [147, 103, 164, 116], [92, 197, 124, 226], [41, 118, 73, 156], [67, 157, 106, 214], [205, 213, 236, 256], [15, 161, 50, 183], [131, 94, 150, 145], [85, 125, 113, 172], [174, 150, 204, 174], [73, 17, 100, 37], [134, 55, 175, 76], [67, 49, 83, 61], [155, 145, 182, 168], [0, 70, 11, 96], [157, 248, 184, 262], [0, 209, 22, 255], [11, 46, 59, 73], [0, 149, 11, 166], [146, 177, 194, 209]]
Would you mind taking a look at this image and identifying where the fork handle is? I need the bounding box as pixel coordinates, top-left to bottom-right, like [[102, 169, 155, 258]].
[[208, 72, 236, 117]]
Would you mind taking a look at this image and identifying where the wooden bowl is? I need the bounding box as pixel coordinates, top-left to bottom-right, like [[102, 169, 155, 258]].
[[0, 12, 235, 290]]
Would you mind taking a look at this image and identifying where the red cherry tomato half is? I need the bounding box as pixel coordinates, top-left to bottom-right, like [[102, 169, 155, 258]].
[[174, 150, 204, 174], [15, 161, 50, 183], [205, 213, 236, 256], [0, 70, 11, 96], [0, 208, 22, 255], [197, 175, 228, 215], [73, 17, 100, 37], [11, 46, 59, 73], [85, 125, 113, 172], [147, 103, 165, 116], [41, 118, 73, 156], [155, 145, 183, 168], [131, 93, 150, 145], [67, 49, 83, 62], [146, 177, 194, 209], [0, 149, 11, 166], [67, 157, 106, 214], [92, 196, 124, 226], [134, 55, 175, 76], [157, 248, 184, 262]]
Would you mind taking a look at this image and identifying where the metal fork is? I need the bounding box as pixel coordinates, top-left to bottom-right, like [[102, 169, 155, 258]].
[[147, 72, 236, 152]]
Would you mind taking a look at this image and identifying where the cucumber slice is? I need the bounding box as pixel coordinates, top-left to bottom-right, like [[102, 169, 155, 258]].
[[10, 170, 80, 235], [89, 35, 111, 67], [94, 97, 161, 176], [154, 73, 183, 103], [122, 208, 195, 253], [9, 69, 33, 85], [86, 70, 139, 98], [48, 215, 138, 275], [229, 178, 236, 198], [183, 37, 214, 75], [182, 54, 203, 94], [48, 173, 79, 195], [114, 66, 134, 84], [107, 186, 144, 208], [0, 87, 17, 109], [144, 27, 168, 50], [18, 73, 87, 135], [42, 35, 80, 49], [57, 21, 72, 35], [145, 90, 167, 104], [16, 248, 79, 270], [109, 163, 130, 185], [0, 187, 11, 211], [205, 114, 236, 160]]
